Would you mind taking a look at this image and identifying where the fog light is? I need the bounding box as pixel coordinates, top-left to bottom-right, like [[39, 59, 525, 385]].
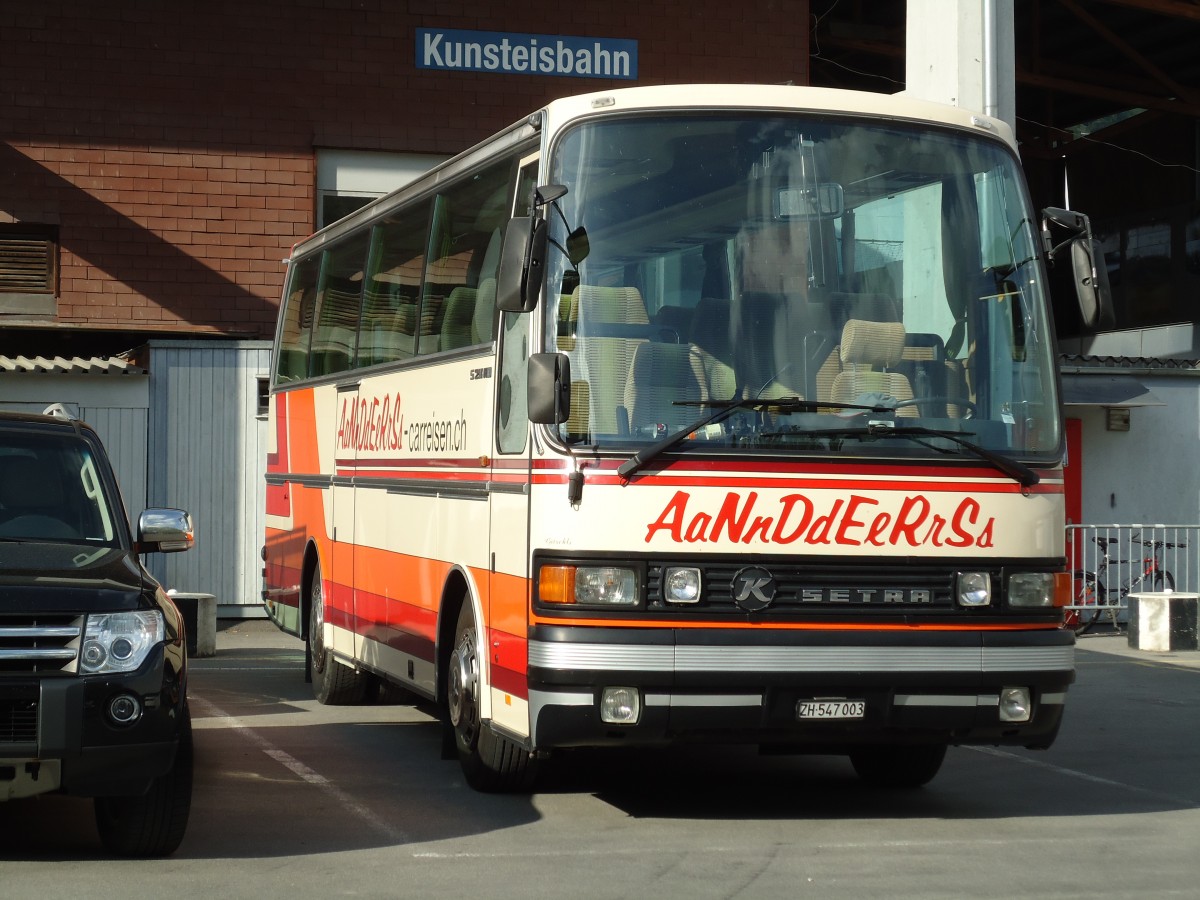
[[107, 693, 143, 726], [600, 687, 641, 724], [664, 567, 701, 603], [999, 686, 1032, 723]]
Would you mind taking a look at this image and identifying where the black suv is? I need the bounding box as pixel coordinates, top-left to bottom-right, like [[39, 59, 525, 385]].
[[0, 408, 196, 855]]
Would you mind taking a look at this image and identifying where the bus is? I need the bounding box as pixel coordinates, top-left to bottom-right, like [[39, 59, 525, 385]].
[[263, 83, 1108, 791]]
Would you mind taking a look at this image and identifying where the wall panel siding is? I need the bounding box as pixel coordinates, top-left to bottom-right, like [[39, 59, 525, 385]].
[[83, 406, 149, 519], [147, 340, 272, 614]]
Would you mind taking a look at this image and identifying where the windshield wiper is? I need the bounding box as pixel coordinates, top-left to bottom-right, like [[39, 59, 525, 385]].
[[816, 421, 1040, 487], [618, 396, 893, 480]]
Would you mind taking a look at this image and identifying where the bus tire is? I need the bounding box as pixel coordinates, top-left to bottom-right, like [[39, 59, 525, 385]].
[[95, 704, 193, 856], [447, 602, 537, 792], [849, 743, 946, 789], [308, 562, 368, 705]]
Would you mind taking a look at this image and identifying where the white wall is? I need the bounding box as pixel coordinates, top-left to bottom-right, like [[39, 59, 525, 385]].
[[1070, 374, 1200, 526]]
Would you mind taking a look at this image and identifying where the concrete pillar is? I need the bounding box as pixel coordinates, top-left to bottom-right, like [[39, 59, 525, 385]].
[[171, 592, 218, 658], [905, 0, 1016, 131], [1128, 593, 1199, 652]]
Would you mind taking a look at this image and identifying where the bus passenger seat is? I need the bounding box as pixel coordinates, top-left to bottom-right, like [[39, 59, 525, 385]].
[[624, 342, 709, 436], [830, 319, 917, 417], [689, 297, 737, 401], [439, 286, 478, 350], [573, 285, 649, 436], [472, 278, 497, 345], [565, 380, 591, 438], [556, 293, 577, 352]]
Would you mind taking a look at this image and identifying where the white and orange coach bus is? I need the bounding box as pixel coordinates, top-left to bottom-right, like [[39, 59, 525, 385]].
[[264, 84, 1110, 791]]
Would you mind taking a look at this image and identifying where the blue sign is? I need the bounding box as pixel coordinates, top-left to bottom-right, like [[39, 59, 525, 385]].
[[417, 28, 637, 80]]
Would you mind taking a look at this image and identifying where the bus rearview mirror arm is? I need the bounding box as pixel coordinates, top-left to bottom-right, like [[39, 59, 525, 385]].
[[528, 352, 583, 505], [497, 184, 586, 314]]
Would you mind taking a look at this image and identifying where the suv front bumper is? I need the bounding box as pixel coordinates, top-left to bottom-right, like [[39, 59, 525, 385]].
[[1, 647, 185, 800]]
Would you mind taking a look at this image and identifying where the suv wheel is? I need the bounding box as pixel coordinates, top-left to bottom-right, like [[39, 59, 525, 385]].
[[94, 704, 194, 856]]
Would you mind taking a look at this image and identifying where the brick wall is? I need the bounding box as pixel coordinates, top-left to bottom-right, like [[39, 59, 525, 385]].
[[0, 0, 809, 342]]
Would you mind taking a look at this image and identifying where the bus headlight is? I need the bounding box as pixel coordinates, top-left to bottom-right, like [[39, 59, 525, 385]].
[[539, 565, 639, 607], [956, 572, 992, 607], [663, 567, 701, 604], [1008, 572, 1056, 607]]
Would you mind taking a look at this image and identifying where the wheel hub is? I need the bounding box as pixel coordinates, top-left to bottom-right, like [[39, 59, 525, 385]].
[[447, 637, 477, 728]]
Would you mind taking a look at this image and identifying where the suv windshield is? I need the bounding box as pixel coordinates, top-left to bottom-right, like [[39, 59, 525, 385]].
[[0, 432, 120, 546], [541, 112, 1059, 463]]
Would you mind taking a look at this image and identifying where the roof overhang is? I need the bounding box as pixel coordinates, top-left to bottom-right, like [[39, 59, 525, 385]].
[[1060, 373, 1165, 407], [0, 355, 146, 376]]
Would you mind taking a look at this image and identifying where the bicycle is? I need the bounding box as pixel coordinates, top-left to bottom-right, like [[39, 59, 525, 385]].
[[1069, 534, 1183, 636]]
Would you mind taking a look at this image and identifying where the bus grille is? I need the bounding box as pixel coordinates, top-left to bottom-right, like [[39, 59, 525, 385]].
[[647, 562, 960, 611]]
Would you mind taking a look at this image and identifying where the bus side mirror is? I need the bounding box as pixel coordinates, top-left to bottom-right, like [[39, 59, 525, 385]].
[[528, 352, 571, 425], [1041, 207, 1115, 332], [1069, 236, 1115, 330], [496, 216, 548, 313]]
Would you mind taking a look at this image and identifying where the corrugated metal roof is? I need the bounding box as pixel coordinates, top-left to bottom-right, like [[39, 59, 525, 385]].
[[1061, 355, 1200, 370], [0, 355, 146, 375]]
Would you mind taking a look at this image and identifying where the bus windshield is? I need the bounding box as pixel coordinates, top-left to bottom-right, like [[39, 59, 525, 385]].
[[542, 113, 1058, 462]]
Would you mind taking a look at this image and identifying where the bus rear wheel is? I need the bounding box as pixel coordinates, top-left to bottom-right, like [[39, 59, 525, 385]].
[[849, 744, 947, 789], [447, 602, 537, 792], [308, 563, 368, 705]]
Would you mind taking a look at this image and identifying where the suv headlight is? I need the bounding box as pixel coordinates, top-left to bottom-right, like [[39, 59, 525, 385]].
[[81, 611, 164, 674]]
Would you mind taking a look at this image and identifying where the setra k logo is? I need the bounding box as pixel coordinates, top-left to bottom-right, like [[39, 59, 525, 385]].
[[731, 566, 776, 611]]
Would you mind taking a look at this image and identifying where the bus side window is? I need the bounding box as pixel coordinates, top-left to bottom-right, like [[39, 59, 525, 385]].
[[359, 210, 428, 367], [309, 233, 370, 378], [425, 158, 513, 355], [275, 255, 320, 384]]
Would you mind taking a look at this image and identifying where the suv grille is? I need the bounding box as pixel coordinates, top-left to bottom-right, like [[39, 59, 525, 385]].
[[1, 684, 38, 744], [0, 614, 84, 675]]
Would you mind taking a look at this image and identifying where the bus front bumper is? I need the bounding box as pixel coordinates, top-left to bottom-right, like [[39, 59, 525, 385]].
[[526, 625, 1074, 752]]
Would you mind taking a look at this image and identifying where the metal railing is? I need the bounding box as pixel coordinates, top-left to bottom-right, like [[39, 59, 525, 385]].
[[1065, 524, 1197, 615]]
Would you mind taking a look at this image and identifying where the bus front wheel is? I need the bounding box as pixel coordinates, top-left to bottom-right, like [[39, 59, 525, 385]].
[[447, 602, 537, 792]]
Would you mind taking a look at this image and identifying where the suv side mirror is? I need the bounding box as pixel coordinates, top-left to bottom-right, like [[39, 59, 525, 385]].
[[137, 508, 195, 553]]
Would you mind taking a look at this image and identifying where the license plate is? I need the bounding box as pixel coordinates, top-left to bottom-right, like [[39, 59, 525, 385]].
[[797, 699, 866, 720]]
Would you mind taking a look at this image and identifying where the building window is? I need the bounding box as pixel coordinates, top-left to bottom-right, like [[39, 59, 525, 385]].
[[0, 224, 57, 315], [256, 375, 270, 417], [316, 150, 448, 229]]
